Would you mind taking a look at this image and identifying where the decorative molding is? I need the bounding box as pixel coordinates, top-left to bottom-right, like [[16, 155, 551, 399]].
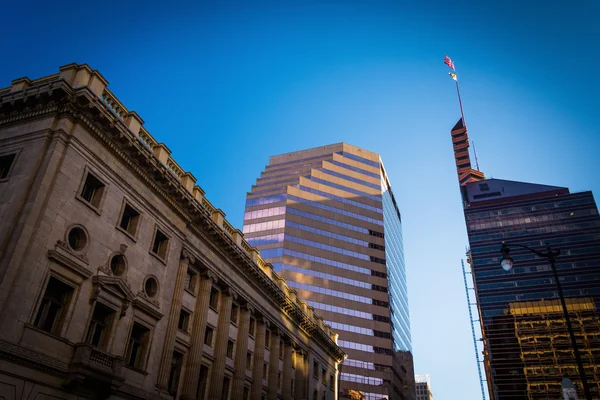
[[0, 339, 69, 374], [132, 296, 164, 321], [181, 247, 195, 264], [47, 245, 93, 280], [54, 239, 89, 264], [117, 382, 163, 400]]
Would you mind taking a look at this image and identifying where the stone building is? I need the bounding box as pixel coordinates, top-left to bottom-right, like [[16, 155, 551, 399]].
[[0, 63, 345, 400]]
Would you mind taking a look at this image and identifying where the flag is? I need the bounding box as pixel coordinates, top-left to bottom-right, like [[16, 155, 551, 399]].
[[444, 55, 454, 69], [449, 73, 457, 81]]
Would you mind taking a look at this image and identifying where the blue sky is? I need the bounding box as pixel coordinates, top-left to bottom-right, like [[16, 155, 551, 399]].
[[2, 1, 598, 398]]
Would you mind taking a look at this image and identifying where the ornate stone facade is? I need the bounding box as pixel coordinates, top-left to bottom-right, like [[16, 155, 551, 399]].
[[0, 64, 345, 400]]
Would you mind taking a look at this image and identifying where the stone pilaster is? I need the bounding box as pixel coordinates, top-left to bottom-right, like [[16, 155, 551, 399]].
[[295, 349, 307, 400], [232, 303, 253, 398], [208, 288, 235, 399], [267, 329, 281, 400], [282, 340, 293, 399], [156, 249, 194, 391], [180, 271, 216, 400], [251, 317, 267, 400]]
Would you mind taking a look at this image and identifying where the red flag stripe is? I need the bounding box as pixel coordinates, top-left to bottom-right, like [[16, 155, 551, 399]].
[[444, 55, 454, 69]]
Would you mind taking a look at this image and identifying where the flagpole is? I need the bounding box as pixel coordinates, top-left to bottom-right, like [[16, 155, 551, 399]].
[[453, 65, 466, 128]]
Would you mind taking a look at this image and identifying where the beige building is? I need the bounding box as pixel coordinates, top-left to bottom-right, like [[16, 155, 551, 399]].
[[0, 63, 345, 400], [414, 375, 432, 400]]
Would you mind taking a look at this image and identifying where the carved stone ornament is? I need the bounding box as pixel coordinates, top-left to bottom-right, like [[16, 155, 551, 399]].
[[56, 239, 89, 264], [136, 290, 160, 307], [203, 269, 218, 284], [98, 263, 112, 276], [121, 300, 130, 318], [245, 303, 256, 315], [120, 243, 128, 253], [223, 287, 239, 300], [181, 248, 195, 264]]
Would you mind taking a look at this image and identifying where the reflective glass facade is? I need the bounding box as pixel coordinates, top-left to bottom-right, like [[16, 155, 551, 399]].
[[464, 180, 600, 400], [243, 143, 412, 400]]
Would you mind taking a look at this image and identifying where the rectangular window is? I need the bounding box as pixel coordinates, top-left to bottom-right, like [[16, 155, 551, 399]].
[[151, 228, 169, 259], [222, 377, 231, 400], [263, 362, 269, 381], [313, 361, 319, 378], [204, 326, 214, 347], [249, 318, 256, 336], [265, 330, 271, 349], [196, 364, 209, 399], [85, 302, 115, 348], [119, 202, 141, 236], [209, 287, 219, 310], [80, 172, 105, 208], [125, 322, 151, 369], [168, 351, 184, 395], [230, 303, 239, 324], [246, 351, 253, 369], [34, 276, 74, 335], [278, 372, 282, 389], [178, 309, 190, 332], [0, 153, 16, 180], [291, 379, 295, 394], [330, 375, 334, 389], [322, 368, 327, 384], [226, 340, 234, 358], [185, 269, 196, 292], [243, 386, 250, 400], [279, 340, 284, 359]]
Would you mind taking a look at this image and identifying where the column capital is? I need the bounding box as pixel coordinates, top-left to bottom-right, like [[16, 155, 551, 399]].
[[180, 247, 196, 264], [243, 303, 256, 315], [201, 269, 219, 284], [222, 287, 238, 300]]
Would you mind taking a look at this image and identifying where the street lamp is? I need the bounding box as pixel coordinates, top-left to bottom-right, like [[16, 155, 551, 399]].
[[499, 242, 592, 399]]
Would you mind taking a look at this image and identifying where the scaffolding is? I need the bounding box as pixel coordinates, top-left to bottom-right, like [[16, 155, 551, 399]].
[[462, 258, 488, 400]]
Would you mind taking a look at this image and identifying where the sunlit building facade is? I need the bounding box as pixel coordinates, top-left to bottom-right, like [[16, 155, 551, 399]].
[[0, 64, 345, 400], [243, 144, 414, 399], [450, 119, 600, 400]]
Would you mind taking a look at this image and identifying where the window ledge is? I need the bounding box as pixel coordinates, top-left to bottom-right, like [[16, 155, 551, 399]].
[[149, 250, 168, 265], [23, 323, 75, 347], [75, 195, 102, 216], [184, 287, 196, 297], [124, 365, 149, 376], [116, 225, 137, 242]]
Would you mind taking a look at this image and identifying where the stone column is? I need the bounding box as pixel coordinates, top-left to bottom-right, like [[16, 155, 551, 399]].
[[251, 317, 267, 400], [232, 303, 253, 398], [180, 271, 216, 400], [208, 288, 235, 399], [294, 349, 307, 400], [267, 328, 281, 400], [281, 339, 293, 399], [156, 249, 194, 391]]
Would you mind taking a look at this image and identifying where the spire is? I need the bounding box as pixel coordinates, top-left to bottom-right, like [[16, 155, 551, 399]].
[[451, 119, 484, 187]]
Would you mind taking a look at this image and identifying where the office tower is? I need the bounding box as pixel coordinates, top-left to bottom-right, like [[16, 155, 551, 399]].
[[243, 144, 413, 400], [0, 64, 344, 400], [450, 119, 600, 400], [415, 375, 433, 400]]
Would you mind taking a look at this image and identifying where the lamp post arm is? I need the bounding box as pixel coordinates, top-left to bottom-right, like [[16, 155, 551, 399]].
[[501, 242, 559, 259]]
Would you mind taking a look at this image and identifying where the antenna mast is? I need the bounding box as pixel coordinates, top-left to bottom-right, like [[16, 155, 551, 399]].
[[472, 140, 480, 172]]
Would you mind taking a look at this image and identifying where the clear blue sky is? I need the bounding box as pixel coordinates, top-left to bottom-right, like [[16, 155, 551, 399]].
[[2, 1, 598, 398]]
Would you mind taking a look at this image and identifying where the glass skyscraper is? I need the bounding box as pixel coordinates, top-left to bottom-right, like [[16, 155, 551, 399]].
[[242, 143, 413, 400], [450, 120, 600, 400]]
